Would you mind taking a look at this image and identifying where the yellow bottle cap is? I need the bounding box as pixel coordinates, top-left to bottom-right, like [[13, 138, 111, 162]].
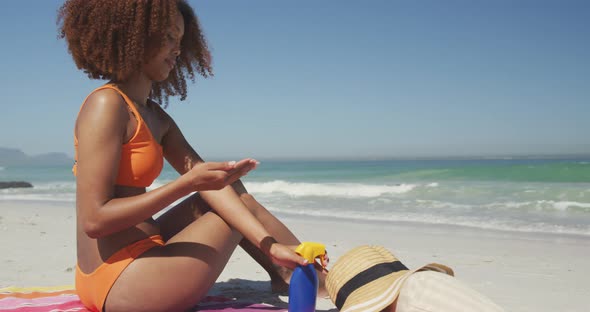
[[295, 242, 326, 263]]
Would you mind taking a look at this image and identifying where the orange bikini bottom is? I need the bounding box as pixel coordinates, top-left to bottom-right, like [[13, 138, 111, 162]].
[[75, 235, 165, 312]]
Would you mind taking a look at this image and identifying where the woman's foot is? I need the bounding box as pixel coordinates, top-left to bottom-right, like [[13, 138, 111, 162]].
[[271, 265, 291, 294], [317, 267, 329, 298], [271, 278, 290, 294]]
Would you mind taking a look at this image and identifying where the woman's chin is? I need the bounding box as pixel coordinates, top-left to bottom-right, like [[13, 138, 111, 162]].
[[150, 72, 171, 83]]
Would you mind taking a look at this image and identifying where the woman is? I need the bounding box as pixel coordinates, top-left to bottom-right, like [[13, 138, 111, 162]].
[[58, 1, 311, 311]]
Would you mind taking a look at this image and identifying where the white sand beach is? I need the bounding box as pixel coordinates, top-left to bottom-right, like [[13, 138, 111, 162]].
[[1, 200, 589, 311]]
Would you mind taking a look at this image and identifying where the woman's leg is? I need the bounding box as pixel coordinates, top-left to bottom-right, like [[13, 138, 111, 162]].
[[155, 190, 297, 292], [157, 184, 301, 246], [156, 192, 210, 241], [231, 181, 330, 296], [232, 183, 300, 245], [105, 211, 242, 312]]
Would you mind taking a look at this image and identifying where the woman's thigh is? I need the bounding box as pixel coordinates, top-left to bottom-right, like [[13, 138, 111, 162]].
[[105, 212, 242, 312]]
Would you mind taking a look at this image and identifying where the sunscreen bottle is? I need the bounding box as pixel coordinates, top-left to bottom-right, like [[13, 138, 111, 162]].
[[288, 242, 326, 312]]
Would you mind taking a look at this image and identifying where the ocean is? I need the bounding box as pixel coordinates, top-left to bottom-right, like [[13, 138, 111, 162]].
[[1, 158, 590, 236]]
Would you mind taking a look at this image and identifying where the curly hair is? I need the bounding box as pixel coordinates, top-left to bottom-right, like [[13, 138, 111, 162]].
[[57, 0, 212, 106]]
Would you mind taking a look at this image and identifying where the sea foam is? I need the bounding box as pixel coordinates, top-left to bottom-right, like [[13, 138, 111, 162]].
[[244, 180, 417, 198]]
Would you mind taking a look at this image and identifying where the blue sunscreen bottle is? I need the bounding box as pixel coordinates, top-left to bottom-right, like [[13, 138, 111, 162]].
[[288, 242, 326, 312]]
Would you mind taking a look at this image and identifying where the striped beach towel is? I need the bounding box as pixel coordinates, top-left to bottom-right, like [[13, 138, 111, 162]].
[[0, 286, 285, 311], [0, 286, 87, 312]]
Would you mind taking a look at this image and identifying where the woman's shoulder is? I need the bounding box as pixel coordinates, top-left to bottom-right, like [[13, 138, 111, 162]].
[[86, 87, 126, 106], [78, 87, 130, 125]]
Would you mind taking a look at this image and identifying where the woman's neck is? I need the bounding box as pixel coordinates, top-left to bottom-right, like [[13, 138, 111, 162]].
[[113, 73, 152, 106]]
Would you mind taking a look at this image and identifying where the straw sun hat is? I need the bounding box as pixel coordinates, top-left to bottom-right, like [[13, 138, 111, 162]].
[[326, 245, 454, 312]]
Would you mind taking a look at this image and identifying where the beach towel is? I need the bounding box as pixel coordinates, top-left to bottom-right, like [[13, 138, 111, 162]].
[[0, 286, 286, 311]]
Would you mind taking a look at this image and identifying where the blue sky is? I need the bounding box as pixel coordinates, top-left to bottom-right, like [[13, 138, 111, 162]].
[[0, 0, 588, 159]]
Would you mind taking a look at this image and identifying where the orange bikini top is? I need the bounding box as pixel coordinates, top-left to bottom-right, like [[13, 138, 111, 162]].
[[73, 84, 164, 187]]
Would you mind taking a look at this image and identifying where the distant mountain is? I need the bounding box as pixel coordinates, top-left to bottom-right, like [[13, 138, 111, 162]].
[[0, 147, 73, 166]]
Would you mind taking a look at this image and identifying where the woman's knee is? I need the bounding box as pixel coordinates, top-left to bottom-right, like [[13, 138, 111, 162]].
[[156, 193, 213, 241], [186, 192, 212, 217], [182, 211, 242, 246]]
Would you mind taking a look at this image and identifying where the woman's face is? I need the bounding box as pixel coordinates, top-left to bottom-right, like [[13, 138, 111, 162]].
[[143, 10, 184, 82]]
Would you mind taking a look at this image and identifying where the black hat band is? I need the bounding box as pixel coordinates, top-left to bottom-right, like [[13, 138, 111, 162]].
[[335, 261, 409, 310]]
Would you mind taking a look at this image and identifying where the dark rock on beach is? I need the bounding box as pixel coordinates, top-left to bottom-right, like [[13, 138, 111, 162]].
[[0, 181, 33, 189]]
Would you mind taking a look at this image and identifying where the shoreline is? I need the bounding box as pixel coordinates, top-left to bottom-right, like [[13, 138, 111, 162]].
[[1, 200, 589, 311], [2, 198, 589, 240], [273, 209, 590, 241]]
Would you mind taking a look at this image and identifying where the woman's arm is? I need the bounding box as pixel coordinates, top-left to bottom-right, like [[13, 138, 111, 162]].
[[159, 108, 299, 260], [76, 91, 248, 238]]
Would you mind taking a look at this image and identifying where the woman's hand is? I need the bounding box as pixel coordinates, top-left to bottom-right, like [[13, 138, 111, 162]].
[[267, 242, 309, 269], [318, 250, 329, 272], [182, 158, 258, 191]]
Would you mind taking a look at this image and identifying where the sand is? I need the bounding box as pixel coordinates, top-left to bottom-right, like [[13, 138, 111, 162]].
[[1, 200, 589, 311]]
